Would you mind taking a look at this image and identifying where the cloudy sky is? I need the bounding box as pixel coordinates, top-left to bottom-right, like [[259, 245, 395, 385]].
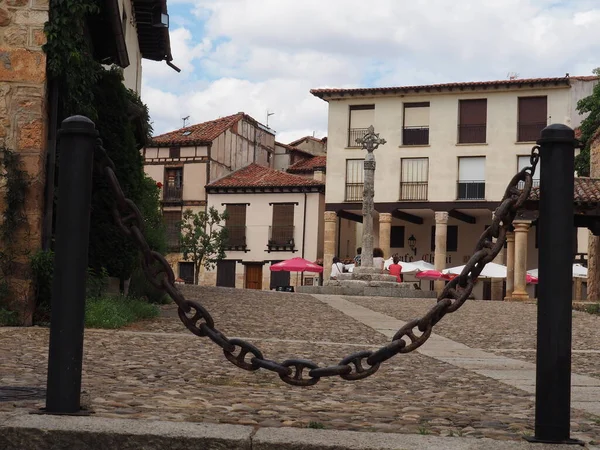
[[141, 0, 600, 143]]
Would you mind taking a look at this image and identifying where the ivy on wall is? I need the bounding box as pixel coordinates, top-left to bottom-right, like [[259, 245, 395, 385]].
[[0, 148, 30, 324]]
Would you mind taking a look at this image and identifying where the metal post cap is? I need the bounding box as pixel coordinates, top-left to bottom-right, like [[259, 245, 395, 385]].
[[537, 123, 575, 144], [59, 115, 98, 136]]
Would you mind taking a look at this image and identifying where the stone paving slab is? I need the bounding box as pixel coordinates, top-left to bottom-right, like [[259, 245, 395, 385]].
[[2, 412, 596, 450]]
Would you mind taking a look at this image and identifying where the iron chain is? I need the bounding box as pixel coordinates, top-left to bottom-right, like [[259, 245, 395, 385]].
[[94, 139, 538, 386]]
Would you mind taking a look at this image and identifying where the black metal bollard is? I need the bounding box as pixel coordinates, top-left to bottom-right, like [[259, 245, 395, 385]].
[[45, 116, 97, 414], [526, 124, 580, 444]]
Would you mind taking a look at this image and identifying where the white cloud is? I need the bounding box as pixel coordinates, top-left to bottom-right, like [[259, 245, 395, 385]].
[[141, 0, 600, 140]]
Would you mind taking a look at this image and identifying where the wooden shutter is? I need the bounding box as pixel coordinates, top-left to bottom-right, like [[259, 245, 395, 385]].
[[458, 99, 487, 143], [518, 96, 547, 124]]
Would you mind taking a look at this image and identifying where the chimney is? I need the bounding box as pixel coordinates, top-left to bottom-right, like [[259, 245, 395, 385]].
[[313, 167, 325, 182]]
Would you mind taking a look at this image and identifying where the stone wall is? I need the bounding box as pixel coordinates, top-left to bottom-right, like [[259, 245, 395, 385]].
[[0, 0, 48, 324], [587, 128, 600, 301]]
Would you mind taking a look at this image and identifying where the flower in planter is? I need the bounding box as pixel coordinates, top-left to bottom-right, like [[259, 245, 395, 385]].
[[156, 182, 163, 188]]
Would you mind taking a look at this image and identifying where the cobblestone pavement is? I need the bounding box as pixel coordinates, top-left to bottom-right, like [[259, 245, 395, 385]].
[[348, 297, 600, 354], [1, 289, 600, 445]]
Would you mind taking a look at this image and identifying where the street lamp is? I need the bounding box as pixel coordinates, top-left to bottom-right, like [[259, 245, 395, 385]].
[[408, 234, 417, 256]]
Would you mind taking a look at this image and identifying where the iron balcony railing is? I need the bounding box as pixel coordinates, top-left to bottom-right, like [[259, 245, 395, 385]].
[[163, 185, 183, 201], [402, 126, 429, 145], [518, 179, 540, 190], [347, 128, 369, 147], [400, 181, 428, 200], [225, 225, 246, 248], [269, 225, 295, 246], [345, 183, 364, 202], [518, 122, 546, 142], [457, 180, 486, 200], [458, 124, 486, 144]]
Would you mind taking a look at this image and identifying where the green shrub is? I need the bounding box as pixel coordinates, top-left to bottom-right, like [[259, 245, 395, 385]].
[[31, 249, 54, 306], [85, 295, 159, 329], [86, 267, 109, 299], [585, 303, 600, 315], [127, 266, 171, 304], [0, 308, 19, 326]]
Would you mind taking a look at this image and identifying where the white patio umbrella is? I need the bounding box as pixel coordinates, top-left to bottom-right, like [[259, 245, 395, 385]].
[[443, 262, 507, 278], [400, 260, 435, 273], [528, 264, 587, 279]]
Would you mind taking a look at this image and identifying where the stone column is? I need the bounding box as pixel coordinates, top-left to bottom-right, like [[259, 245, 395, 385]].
[[574, 277, 583, 302], [361, 157, 376, 268], [378, 213, 392, 259], [491, 244, 505, 301], [434, 211, 448, 293], [510, 221, 530, 301], [504, 231, 515, 301], [587, 232, 600, 301], [323, 211, 338, 281]]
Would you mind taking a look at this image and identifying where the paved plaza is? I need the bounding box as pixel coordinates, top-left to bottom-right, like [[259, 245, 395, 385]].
[[1, 286, 600, 446]]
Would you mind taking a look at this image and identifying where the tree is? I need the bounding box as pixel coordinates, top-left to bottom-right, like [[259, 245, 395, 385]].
[[574, 68, 600, 177], [179, 207, 229, 284]]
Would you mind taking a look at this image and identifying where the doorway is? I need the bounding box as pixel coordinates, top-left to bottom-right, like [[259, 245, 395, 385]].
[[245, 263, 263, 290], [178, 262, 194, 284], [216, 260, 236, 287]]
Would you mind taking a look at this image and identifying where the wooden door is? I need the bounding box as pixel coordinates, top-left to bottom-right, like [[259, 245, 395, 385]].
[[216, 260, 236, 287], [178, 262, 194, 284], [245, 264, 263, 290]]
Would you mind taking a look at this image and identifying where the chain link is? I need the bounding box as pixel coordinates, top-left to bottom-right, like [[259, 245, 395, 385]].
[[93, 139, 538, 386]]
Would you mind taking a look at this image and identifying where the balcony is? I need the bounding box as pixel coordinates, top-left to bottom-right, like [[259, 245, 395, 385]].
[[225, 225, 247, 250], [458, 124, 486, 144], [518, 122, 546, 142], [347, 128, 369, 147], [163, 185, 183, 202], [518, 179, 540, 190], [345, 183, 364, 202], [402, 127, 429, 146], [268, 225, 295, 251], [457, 181, 485, 200], [400, 181, 428, 201]]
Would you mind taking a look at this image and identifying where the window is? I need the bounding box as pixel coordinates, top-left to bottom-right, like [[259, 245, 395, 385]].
[[517, 155, 540, 188], [163, 210, 181, 249], [169, 147, 180, 158], [400, 158, 428, 200], [390, 226, 405, 248], [345, 159, 364, 201], [164, 168, 183, 200], [458, 99, 487, 144], [457, 157, 485, 200], [225, 204, 247, 248], [518, 96, 547, 142], [431, 225, 458, 252], [403, 102, 430, 145], [348, 105, 374, 147], [269, 204, 295, 248]]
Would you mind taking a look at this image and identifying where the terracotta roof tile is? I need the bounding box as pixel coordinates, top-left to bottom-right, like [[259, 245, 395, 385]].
[[288, 136, 327, 147], [150, 112, 272, 147], [311, 76, 598, 100], [275, 141, 313, 157], [287, 156, 327, 173], [528, 178, 600, 205], [207, 163, 325, 189]]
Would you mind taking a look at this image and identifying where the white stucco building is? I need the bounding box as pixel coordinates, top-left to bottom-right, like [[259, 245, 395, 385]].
[[311, 74, 598, 300]]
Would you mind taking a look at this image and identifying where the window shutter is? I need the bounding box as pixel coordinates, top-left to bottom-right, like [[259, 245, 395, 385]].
[[458, 157, 485, 181], [459, 99, 487, 125]]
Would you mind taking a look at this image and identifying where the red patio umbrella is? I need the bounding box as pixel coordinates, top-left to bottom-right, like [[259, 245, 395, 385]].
[[415, 270, 445, 280], [526, 274, 538, 284], [270, 257, 323, 273]]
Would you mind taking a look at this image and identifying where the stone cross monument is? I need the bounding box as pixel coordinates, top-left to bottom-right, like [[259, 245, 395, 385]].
[[355, 125, 386, 268]]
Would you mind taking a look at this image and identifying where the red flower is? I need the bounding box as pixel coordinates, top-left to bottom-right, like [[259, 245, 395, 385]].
[[156, 182, 163, 188]]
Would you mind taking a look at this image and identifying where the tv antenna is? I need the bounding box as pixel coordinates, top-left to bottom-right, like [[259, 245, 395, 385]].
[[182, 116, 190, 128], [266, 110, 275, 127], [507, 72, 520, 80]]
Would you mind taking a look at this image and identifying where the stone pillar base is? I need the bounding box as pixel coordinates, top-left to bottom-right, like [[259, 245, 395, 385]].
[[505, 292, 531, 302]]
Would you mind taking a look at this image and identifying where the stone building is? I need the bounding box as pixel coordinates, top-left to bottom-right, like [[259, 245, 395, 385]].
[[311, 75, 598, 300], [203, 163, 325, 289], [142, 112, 276, 282], [0, 0, 174, 323]]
